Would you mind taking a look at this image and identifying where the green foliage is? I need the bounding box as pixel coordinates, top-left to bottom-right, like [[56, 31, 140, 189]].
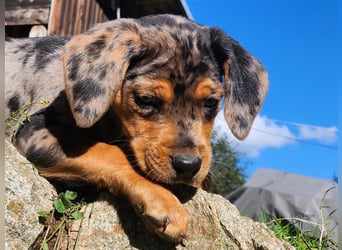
[[5, 100, 49, 139], [53, 190, 78, 214], [38, 190, 85, 249], [5, 100, 49, 127], [208, 130, 246, 196], [38, 211, 50, 218]]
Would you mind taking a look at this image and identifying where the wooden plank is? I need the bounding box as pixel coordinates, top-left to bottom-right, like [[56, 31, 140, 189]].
[[74, 0, 84, 35], [48, 0, 108, 37], [5, 0, 51, 10], [48, 0, 66, 36], [5, 8, 50, 25]]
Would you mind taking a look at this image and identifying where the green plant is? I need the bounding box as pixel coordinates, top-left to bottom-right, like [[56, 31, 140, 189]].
[[5, 100, 49, 138], [38, 190, 85, 250], [260, 187, 337, 249], [5, 100, 49, 127]]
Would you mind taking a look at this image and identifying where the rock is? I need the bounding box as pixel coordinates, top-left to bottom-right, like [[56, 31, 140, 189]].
[[5, 140, 55, 250], [5, 140, 294, 249], [66, 190, 294, 250]]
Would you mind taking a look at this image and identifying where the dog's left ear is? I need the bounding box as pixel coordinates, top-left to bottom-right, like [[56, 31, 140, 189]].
[[62, 22, 145, 128], [210, 28, 269, 140]]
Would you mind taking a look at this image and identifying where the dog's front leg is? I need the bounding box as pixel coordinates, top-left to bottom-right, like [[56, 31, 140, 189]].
[[12, 114, 189, 242], [38, 142, 189, 243]]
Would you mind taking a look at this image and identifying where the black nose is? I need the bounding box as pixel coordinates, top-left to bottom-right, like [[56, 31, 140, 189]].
[[171, 155, 202, 178]]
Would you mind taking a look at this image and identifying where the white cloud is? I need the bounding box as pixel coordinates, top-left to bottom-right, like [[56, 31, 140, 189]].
[[214, 112, 295, 157], [297, 124, 338, 144], [213, 111, 338, 157]]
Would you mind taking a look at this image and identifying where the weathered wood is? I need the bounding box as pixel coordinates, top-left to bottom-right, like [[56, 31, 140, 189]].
[[5, 0, 51, 10], [5, 8, 50, 25], [48, 0, 108, 37]]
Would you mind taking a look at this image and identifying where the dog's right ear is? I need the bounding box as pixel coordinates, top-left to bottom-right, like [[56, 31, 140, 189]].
[[62, 21, 145, 128], [210, 28, 269, 140]]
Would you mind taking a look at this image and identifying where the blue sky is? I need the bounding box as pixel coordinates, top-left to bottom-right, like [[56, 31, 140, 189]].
[[186, 0, 339, 181]]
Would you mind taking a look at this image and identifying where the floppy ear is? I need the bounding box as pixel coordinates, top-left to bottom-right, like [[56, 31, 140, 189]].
[[210, 28, 269, 140], [62, 21, 145, 128]]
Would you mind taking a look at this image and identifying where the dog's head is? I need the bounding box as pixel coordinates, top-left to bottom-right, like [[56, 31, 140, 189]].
[[62, 14, 268, 187]]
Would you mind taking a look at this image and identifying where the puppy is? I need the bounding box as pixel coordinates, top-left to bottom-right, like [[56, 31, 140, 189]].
[[5, 14, 268, 243]]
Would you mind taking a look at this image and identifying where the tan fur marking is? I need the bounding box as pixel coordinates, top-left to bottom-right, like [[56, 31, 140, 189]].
[[194, 78, 223, 101], [135, 79, 175, 103]]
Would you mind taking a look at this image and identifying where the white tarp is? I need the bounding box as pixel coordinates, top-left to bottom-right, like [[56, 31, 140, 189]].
[[227, 168, 338, 241]]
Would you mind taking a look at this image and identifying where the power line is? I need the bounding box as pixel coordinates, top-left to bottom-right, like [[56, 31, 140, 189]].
[[266, 118, 338, 131], [214, 116, 338, 150], [251, 128, 338, 150]]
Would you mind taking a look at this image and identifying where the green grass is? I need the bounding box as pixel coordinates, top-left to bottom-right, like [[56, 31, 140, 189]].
[[261, 187, 337, 249]]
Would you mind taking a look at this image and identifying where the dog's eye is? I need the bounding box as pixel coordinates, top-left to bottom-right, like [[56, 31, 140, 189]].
[[134, 94, 161, 116], [203, 97, 220, 120], [135, 94, 157, 106], [203, 97, 219, 109]]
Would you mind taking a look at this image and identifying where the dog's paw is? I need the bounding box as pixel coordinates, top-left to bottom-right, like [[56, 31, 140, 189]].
[[137, 188, 190, 244]]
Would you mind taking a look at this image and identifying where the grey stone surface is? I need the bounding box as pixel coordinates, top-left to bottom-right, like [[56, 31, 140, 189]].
[[5, 140, 55, 250], [66, 190, 294, 249], [5, 140, 294, 249]]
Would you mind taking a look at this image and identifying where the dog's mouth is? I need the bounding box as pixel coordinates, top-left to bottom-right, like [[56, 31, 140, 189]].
[[141, 150, 206, 187], [145, 167, 201, 187]]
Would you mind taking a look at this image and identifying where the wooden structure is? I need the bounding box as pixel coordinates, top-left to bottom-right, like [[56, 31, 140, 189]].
[[5, 0, 51, 26], [48, 0, 108, 36], [5, 0, 191, 37]]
